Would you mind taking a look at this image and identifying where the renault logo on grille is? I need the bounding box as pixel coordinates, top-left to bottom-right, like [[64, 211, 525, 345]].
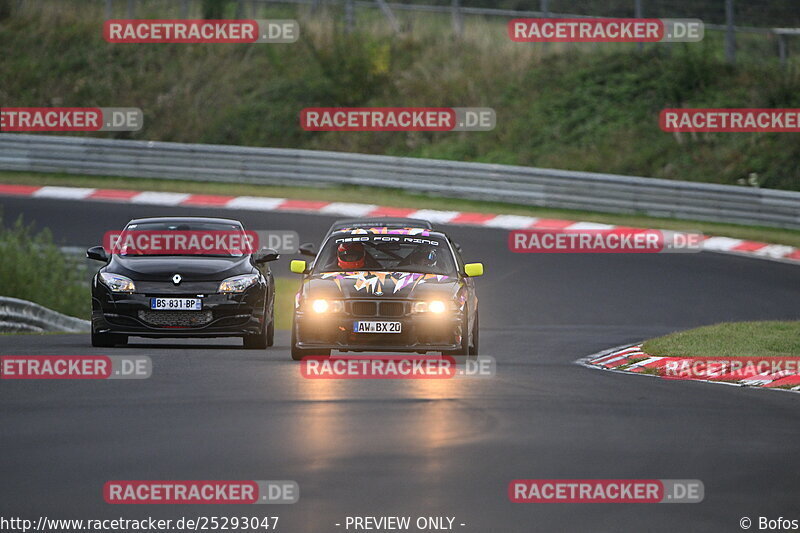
[[172, 274, 182, 285]]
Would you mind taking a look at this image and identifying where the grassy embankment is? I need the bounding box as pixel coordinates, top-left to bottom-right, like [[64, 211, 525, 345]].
[[1, 2, 799, 191], [643, 322, 800, 359]]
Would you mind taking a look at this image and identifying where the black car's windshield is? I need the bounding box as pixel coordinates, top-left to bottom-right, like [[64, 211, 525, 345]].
[[315, 233, 456, 275], [117, 221, 248, 257]]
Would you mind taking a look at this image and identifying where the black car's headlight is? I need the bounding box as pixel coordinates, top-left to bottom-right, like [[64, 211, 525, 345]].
[[218, 273, 260, 293], [99, 272, 136, 293]]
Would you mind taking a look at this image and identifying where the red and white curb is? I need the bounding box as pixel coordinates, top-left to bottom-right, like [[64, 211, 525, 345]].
[[578, 344, 800, 394], [1, 183, 798, 265]]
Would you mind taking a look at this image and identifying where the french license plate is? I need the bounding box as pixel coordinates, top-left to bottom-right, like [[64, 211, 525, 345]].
[[150, 298, 202, 311], [353, 321, 402, 334]]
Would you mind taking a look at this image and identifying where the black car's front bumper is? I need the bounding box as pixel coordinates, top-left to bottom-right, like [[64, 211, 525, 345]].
[[91, 284, 266, 338], [294, 311, 464, 352]]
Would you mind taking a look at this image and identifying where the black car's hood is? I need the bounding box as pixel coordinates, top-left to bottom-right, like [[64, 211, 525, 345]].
[[107, 255, 253, 282], [303, 271, 460, 299]]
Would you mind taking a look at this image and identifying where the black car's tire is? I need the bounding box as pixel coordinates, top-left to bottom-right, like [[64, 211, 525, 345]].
[[91, 330, 127, 347], [266, 316, 275, 347], [244, 301, 275, 350], [243, 319, 269, 349], [469, 311, 479, 356], [290, 321, 330, 360]]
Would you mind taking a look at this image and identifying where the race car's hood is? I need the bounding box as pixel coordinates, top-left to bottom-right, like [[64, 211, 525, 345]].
[[303, 271, 460, 299]]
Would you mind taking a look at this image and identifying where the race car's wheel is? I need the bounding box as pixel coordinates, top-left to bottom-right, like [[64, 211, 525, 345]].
[[91, 330, 127, 347], [290, 321, 330, 360], [469, 311, 479, 356], [445, 307, 470, 357]]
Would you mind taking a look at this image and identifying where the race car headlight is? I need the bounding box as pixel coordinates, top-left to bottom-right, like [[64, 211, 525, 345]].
[[310, 299, 344, 314], [99, 272, 136, 293], [428, 300, 447, 313], [218, 273, 260, 293], [412, 299, 448, 314]]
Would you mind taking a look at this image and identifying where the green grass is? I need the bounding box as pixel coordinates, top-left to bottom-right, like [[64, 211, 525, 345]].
[[3, 170, 800, 248], [2, 3, 800, 190], [273, 276, 298, 331], [642, 321, 800, 359]]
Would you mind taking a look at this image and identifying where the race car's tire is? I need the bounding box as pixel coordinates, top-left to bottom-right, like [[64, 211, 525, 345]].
[[469, 311, 479, 356], [445, 307, 470, 357], [290, 321, 330, 360], [91, 330, 127, 347]]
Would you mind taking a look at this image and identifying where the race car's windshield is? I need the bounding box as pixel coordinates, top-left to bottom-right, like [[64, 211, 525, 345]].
[[315, 233, 457, 275], [117, 221, 249, 257]]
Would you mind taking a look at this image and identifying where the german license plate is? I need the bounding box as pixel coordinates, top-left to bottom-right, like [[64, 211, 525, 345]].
[[353, 321, 402, 333], [150, 298, 202, 311]]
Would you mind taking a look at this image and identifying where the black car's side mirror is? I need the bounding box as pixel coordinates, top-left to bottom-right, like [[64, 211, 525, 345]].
[[298, 242, 316, 257], [253, 248, 280, 264], [86, 246, 109, 262]]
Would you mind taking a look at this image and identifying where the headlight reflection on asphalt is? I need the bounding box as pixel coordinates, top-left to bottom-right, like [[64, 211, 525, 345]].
[[292, 375, 468, 475]]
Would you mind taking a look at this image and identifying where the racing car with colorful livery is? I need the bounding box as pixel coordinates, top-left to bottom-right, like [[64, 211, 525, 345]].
[[289, 219, 483, 360]]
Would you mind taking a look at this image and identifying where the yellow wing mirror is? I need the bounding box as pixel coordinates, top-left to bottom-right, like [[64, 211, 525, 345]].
[[464, 263, 484, 277], [290, 260, 308, 274]]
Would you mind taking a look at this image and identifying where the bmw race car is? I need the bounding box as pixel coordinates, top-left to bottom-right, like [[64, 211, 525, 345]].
[[87, 216, 279, 348], [289, 219, 483, 360]]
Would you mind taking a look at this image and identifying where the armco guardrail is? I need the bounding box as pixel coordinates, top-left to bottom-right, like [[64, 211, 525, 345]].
[[0, 296, 90, 333], [0, 134, 798, 229]]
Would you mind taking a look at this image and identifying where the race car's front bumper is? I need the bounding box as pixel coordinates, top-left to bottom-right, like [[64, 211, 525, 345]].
[[294, 311, 464, 353]]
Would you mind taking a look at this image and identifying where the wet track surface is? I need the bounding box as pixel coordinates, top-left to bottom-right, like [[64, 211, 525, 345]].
[[1, 197, 798, 532]]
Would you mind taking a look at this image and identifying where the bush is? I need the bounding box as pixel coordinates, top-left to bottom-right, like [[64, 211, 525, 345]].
[[0, 214, 88, 319], [0, 0, 11, 20]]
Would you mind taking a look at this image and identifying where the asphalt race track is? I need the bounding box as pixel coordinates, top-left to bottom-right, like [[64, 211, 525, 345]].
[[1, 196, 798, 532]]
